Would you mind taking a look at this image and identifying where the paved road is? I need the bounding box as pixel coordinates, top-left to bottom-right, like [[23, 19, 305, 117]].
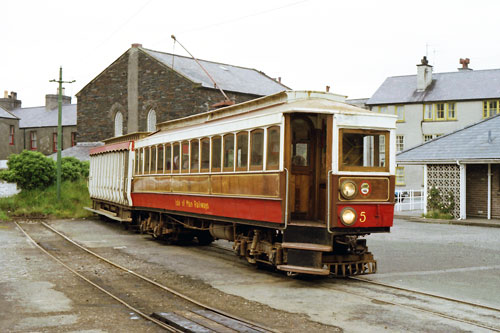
[[367, 219, 500, 309]]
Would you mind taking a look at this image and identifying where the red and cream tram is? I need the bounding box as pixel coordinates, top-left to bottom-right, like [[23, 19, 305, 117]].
[[88, 90, 397, 276]]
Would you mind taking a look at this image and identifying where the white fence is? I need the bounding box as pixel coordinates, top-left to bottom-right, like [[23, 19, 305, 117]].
[[395, 189, 424, 212]]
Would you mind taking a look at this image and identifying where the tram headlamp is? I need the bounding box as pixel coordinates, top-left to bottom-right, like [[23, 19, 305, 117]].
[[340, 180, 357, 199], [340, 207, 357, 226]]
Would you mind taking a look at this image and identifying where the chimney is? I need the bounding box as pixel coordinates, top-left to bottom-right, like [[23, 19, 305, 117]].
[[458, 58, 472, 71], [326, 85, 330, 92], [131, 43, 142, 48], [45, 88, 72, 110], [416, 56, 433, 91], [0, 91, 22, 110]]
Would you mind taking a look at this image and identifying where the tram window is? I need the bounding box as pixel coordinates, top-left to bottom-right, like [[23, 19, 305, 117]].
[[135, 149, 140, 175], [181, 141, 189, 173], [250, 129, 264, 170], [267, 126, 280, 170], [151, 146, 157, 173], [139, 148, 144, 174], [212, 136, 222, 172], [223, 134, 235, 171], [165, 144, 172, 173], [340, 129, 389, 171], [172, 143, 180, 173], [158, 145, 164, 173], [191, 139, 199, 173], [236, 132, 248, 171], [144, 146, 150, 174], [292, 118, 311, 167], [200, 138, 210, 172]]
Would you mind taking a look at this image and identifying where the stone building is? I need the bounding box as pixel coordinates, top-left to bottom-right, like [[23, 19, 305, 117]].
[[366, 57, 500, 189], [397, 114, 500, 219], [76, 44, 289, 142], [0, 91, 77, 158]]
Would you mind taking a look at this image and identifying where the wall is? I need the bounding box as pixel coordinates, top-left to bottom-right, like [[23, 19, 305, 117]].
[[77, 48, 261, 143], [21, 125, 76, 156], [466, 164, 500, 218], [382, 100, 486, 189], [0, 118, 23, 160]]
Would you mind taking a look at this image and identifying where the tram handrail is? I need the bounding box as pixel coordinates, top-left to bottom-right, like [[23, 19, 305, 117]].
[[281, 167, 289, 230], [326, 169, 334, 234]]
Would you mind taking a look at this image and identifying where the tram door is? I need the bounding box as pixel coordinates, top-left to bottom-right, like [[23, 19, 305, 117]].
[[290, 115, 316, 220]]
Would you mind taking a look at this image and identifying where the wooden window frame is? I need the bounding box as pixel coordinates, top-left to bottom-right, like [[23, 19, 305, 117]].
[[181, 141, 189, 173], [396, 166, 405, 185], [395, 105, 405, 122], [249, 129, 264, 171], [235, 131, 249, 172], [190, 139, 200, 173], [200, 138, 210, 173], [435, 103, 445, 120], [52, 133, 58, 152], [151, 145, 158, 174], [211, 136, 222, 173], [157, 144, 164, 173], [396, 135, 405, 153], [423, 104, 433, 121], [339, 128, 390, 172], [223, 133, 235, 172], [378, 106, 388, 114], [172, 143, 180, 173], [9, 125, 14, 145], [30, 131, 37, 150], [165, 144, 172, 173], [447, 102, 456, 120], [266, 126, 280, 170]]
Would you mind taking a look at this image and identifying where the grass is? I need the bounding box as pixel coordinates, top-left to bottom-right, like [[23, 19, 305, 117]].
[[422, 210, 454, 220], [0, 179, 93, 220]]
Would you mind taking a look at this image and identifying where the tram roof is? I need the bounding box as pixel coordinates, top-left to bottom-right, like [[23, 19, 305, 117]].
[[157, 90, 392, 131]]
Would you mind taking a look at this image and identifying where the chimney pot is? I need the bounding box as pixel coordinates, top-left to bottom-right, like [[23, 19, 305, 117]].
[[131, 43, 142, 48], [458, 58, 472, 71], [326, 85, 330, 92], [278, 77, 281, 83]]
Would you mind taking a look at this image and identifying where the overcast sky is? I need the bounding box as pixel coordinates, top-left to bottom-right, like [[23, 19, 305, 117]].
[[3, 0, 500, 107]]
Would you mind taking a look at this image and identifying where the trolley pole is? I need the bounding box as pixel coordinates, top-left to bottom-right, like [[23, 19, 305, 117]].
[[50, 67, 75, 200]]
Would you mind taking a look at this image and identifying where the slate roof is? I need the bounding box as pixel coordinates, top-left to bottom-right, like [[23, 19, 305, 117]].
[[49, 142, 104, 161], [367, 69, 500, 105], [10, 104, 76, 128], [0, 106, 18, 119], [142, 48, 289, 96], [397, 114, 500, 163]]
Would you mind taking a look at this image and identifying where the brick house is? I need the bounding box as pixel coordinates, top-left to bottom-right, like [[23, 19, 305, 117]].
[[76, 44, 288, 142], [397, 114, 500, 219], [0, 91, 77, 159]]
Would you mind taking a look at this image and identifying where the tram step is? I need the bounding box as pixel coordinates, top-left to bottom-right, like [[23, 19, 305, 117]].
[[283, 225, 332, 246], [282, 242, 332, 252], [277, 264, 330, 276]]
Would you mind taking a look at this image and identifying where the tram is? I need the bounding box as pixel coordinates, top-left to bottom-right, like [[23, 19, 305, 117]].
[[88, 90, 397, 276]]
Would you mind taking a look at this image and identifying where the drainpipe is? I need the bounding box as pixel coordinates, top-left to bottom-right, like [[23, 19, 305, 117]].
[[488, 163, 491, 220], [423, 164, 428, 215], [459, 162, 466, 220]]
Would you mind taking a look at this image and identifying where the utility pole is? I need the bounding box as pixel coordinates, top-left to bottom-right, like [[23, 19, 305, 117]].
[[50, 67, 75, 200]]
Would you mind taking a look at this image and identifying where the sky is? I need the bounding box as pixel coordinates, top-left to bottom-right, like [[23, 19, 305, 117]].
[[3, 0, 500, 107]]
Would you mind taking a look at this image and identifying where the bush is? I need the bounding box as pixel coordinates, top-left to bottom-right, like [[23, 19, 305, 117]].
[[7, 150, 56, 190], [426, 186, 455, 219], [0, 169, 15, 182], [61, 157, 89, 181]]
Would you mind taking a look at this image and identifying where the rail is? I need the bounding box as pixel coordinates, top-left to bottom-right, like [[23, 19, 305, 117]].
[[395, 189, 424, 212]]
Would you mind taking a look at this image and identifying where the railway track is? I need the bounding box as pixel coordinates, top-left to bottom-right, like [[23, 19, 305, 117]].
[[15, 221, 276, 333], [209, 243, 500, 332]]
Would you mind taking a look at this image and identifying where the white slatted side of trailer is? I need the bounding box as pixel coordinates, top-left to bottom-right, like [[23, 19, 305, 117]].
[[89, 150, 130, 206]]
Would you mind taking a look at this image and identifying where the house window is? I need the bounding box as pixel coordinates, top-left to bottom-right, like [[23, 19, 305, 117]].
[[435, 103, 445, 120], [424, 104, 433, 120], [114, 111, 123, 137], [71, 132, 77, 146], [9, 125, 14, 145], [396, 135, 405, 152], [30, 131, 37, 150], [483, 100, 499, 118], [396, 166, 405, 185], [147, 109, 157, 132], [52, 133, 58, 152], [447, 103, 456, 119], [396, 105, 404, 122], [378, 106, 388, 114]]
